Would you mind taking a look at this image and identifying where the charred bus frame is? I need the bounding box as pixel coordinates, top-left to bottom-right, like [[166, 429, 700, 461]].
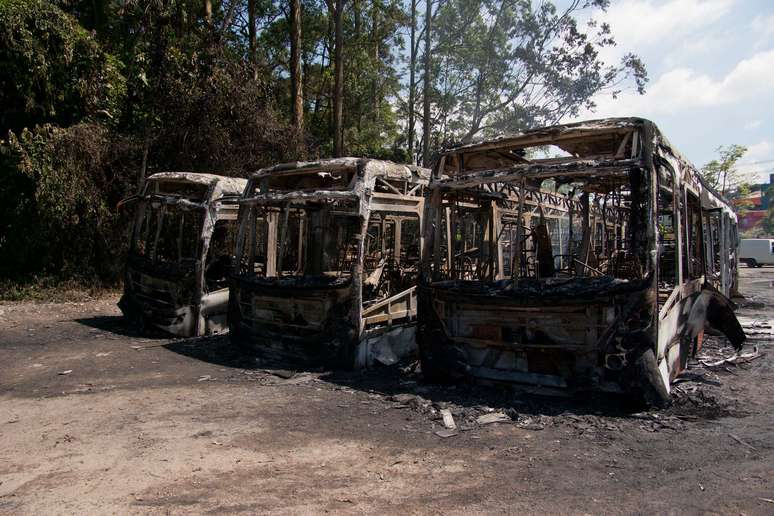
[[418, 118, 744, 405], [229, 158, 429, 368], [119, 172, 247, 337]]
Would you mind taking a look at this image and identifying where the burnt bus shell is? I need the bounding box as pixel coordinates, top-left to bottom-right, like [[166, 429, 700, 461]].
[[417, 117, 745, 406], [119, 172, 247, 338], [230, 158, 429, 369], [229, 276, 358, 368], [119, 255, 199, 336], [417, 275, 656, 392]]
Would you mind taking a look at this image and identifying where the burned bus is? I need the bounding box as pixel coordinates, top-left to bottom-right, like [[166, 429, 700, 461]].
[[229, 158, 429, 368], [119, 172, 247, 337], [418, 118, 744, 405]]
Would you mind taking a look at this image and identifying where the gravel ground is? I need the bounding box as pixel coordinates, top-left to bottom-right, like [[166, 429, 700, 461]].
[[1, 267, 772, 514]]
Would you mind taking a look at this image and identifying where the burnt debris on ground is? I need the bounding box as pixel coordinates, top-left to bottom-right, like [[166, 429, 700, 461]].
[[157, 328, 760, 439]]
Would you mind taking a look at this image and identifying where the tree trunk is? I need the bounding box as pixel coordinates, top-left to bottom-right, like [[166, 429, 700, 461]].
[[290, 0, 304, 132], [422, 0, 432, 167], [722, 172, 727, 197], [204, 0, 212, 25], [371, 2, 379, 119], [407, 0, 417, 162], [248, 0, 257, 78], [314, 33, 329, 117], [333, 0, 345, 157], [90, 0, 106, 32], [137, 139, 149, 192], [354, 0, 361, 38], [461, 113, 481, 143]]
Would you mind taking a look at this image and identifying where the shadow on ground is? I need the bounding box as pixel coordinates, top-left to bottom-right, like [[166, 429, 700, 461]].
[[77, 316, 732, 421], [75, 315, 148, 338], [158, 334, 647, 419], [163, 335, 260, 370], [321, 362, 648, 419]]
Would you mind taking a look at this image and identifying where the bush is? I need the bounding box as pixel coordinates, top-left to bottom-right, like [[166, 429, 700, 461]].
[[146, 48, 301, 175], [0, 123, 141, 283], [0, 0, 125, 134], [0, 0, 302, 294]]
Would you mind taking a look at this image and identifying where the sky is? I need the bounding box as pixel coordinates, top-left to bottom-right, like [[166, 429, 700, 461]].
[[565, 0, 774, 184]]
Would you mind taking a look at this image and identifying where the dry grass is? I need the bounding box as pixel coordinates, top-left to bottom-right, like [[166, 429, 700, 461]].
[[0, 277, 120, 303]]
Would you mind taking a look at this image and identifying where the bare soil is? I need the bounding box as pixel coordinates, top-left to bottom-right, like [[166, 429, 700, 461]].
[[1, 268, 773, 514]]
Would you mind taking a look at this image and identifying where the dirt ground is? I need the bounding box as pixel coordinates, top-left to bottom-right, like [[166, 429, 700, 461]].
[[1, 268, 773, 515]]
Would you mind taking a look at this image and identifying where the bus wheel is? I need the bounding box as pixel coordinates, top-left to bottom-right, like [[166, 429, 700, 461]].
[[747, 259, 758, 268]]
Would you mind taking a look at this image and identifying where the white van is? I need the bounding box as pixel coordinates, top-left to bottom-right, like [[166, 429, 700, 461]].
[[739, 238, 774, 267]]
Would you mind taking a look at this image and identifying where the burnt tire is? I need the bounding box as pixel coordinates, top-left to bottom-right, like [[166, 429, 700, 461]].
[[632, 348, 671, 409]]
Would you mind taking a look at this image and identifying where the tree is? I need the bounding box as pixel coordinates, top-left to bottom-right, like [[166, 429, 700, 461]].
[[0, 0, 297, 286], [701, 144, 748, 197], [295, 1, 334, 147], [428, 0, 647, 144], [406, 0, 418, 163], [0, 0, 651, 287], [734, 182, 754, 217], [0, 0, 125, 135], [205, 0, 213, 25], [422, 0, 432, 166], [290, 0, 304, 132], [2, 123, 137, 280], [248, 0, 257, 76], [328, 0, 346, 156], [340, 0, 407, 159]]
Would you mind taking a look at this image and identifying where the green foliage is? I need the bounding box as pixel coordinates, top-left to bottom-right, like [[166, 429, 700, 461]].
[[0, 0, 125, 134], [734, 182, 754, 216], [341, 0, 407, 156], [1, 123, 139, 281], [701, 144, 748, 196], [429, 0, 648, 144], [0, 0, 300, 289], [0, 276, 117, 302], [0, 0, 648, 290], [0, 1, 130, 285], [145, 47, 300, 173], [256, 0, 408, 158]]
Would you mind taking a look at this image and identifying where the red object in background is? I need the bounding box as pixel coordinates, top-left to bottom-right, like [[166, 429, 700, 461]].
[[738, 210, 766, 231]]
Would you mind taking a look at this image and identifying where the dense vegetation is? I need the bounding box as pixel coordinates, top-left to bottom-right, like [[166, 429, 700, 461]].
[[0, 0, 646, 289]]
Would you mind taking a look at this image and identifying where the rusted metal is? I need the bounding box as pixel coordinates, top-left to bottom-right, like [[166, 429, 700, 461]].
[[119, 172, 247, 337], [417, 117, 744, 406], [229, 158, 430, 368]]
